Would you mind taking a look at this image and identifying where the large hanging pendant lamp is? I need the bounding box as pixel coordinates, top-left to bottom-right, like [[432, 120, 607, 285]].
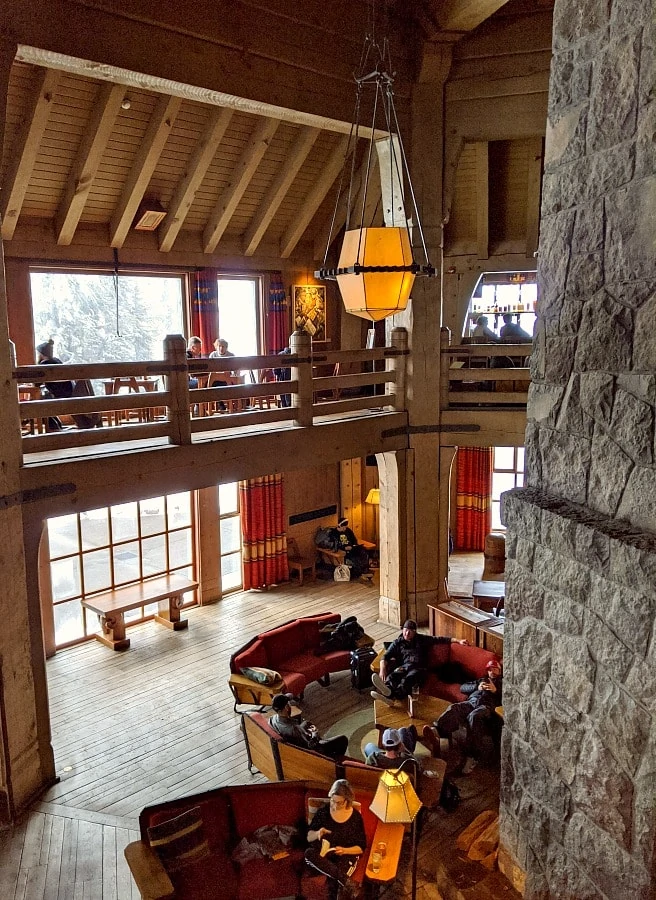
[[316, 34, 436, 321]]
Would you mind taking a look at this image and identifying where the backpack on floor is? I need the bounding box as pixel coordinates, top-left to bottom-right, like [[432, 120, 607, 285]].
[[439, 777, 461, 812]]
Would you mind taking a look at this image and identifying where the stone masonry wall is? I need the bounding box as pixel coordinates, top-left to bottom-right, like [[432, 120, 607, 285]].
[[499, 0, 655, 898]]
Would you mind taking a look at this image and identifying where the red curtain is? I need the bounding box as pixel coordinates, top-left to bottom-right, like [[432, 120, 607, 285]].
[[266, 272, 288, 354], [239, 474, 289, 589], [455, 447, 493, 551], [191, 268, 218, 354]]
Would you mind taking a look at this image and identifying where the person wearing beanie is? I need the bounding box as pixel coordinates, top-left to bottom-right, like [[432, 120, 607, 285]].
[[370, 619, 469, 707], [269, 694, 348, 759], [35, 338, 73, 430]]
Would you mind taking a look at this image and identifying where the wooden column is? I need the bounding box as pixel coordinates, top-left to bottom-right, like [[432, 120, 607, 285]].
[[164, 333, 191, 445], [378, 42, 453, 627], [195, 486, 221, 604], [438, 446, 458, 600], [290, 329, 312, 427]]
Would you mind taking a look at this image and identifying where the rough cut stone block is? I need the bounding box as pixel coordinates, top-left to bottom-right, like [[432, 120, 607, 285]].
[[578, 372, 615, 427], [545, 842, 607, 900], [564, 812, 650, 899], [539, 428, 590, 502], [567, 251, 604, 296], [544, 593, 584, 636], [588, 572, 653, 657], [631, 728, 656, 871], [635, 99, 655, 177], [582, 611, 633, 681], [605, 178, 656, 283], [633, 292, 656, 372], [574, 293, 633, 373], [573, 730, 634, 849], [545, 103, 587, 165], [610, 539, 656, 591], [555, 375, 594, 437], [587, 428, 634, 516], [550, 635, 595, 714], [533, 546, 591, 604], [610, 388, 653, 464], [530, 688, 583, 785], [573, 522, 610, 574], [589, 33, 640, 150], [552, 0, 609, 47], [572, 197, 604, 251], [537, 210, 574, 311], [513, 619, 553, 697], [526, 382, 564, 426], [512, 738, 572, 819], [541, 506, 576, 556], [616, 371, 655, 404], [616, 466, 656, 533], [591, 143, 637, 198], [509, 578, 546, 622], [592, 673, 650, 777]]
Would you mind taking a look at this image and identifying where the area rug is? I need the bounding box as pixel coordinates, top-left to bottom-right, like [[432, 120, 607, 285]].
[[324, 707, 431, 761]]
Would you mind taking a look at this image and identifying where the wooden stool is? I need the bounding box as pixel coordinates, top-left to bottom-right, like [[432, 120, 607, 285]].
[[287, 538, 316, 585]]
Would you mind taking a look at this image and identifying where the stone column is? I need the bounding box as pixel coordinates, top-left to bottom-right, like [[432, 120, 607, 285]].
[[498, 2, 656, 897]]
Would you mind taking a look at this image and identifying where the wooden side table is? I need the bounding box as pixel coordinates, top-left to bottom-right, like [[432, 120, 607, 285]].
[[365, 820, 405, 896]]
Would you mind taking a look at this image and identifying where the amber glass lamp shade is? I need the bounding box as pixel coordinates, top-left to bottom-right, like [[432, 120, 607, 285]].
[[336, 227, 415, 322]]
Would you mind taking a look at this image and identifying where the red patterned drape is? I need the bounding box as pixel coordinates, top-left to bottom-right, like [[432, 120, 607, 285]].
[[455, 447, 493, 551], [266, 272, 288, 353], [192, 268, 218, 354], [239, 474, 289, 589]]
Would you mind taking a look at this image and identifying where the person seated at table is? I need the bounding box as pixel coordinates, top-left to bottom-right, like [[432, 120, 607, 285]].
[[270, 693, 348, 759], [371, 619, 469, 706], [363, 726, 418, 769], [305, 779, 365, 900], [208, 337, 235, 407], [273, 345, 292, 407], [499, 313, 532, 343], [428, 659, 503, 775], [186, 336, 203, 389], [327, 519, 371, 580], [471, 315, 498, 343], [36, 339, 73, 431]]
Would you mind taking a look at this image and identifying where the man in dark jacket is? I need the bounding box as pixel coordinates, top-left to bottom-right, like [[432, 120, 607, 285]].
[[269, 693, 348, 759], [371, 619, 468, 703], [36, 339, 73, 431], [432, 659, 503, 774], [327, 518, 370, 579]]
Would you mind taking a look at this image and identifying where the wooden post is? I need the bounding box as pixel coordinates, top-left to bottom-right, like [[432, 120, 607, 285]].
[[389, 327, 407, 412], [290, 329, 312, 428], [440, 327, 451, 411], [164, 334, 191, 445]]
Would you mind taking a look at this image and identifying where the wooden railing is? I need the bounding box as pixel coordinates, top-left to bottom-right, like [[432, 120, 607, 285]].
[[14, 330, 408, 457], [440, 332, 531, 409]]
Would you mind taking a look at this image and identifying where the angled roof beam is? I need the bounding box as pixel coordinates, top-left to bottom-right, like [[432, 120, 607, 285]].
[[158, 107, 233, 253], [243, 125, 320, 257], [55, 83, 125, 245], [313, 153, 381, 261], [110, 94, 182, 248], [433, 0, 511, 34], [203, 117, 280, 254], [280, 135, 350, 259], [1, 67, 60, 241]]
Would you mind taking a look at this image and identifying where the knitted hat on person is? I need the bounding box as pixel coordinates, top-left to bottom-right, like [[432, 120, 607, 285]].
[[382, 728, 402, 749], [271, 693, 295, 711], [36, 339, 54, 358], [338, 518, 349, 527], [486, 659, 502, 670], [403, 619, 417, 631]]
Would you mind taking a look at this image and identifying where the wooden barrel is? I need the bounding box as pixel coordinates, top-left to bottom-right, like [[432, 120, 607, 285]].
[[482, 532, 506, 579]]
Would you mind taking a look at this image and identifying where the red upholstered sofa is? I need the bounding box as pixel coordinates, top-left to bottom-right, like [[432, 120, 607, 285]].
[[229, 612, 356, 698], [124, 780, 380, 900], [421, 641, 500, 703]]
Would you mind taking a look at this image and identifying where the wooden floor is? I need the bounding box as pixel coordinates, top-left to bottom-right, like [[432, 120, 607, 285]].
[[0, 561, 500, 899]]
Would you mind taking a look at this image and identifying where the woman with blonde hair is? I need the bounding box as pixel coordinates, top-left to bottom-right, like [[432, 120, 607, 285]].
[[305, 779, 365, 898]]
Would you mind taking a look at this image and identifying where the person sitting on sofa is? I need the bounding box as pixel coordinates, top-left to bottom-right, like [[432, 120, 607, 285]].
[[363, 726, 418, 769], [305, 779, 365, 900], [327, 518, 371, 579], [270, 693, 348, 759], [371, 619, 469, 705], [428, 659, 503, 775]]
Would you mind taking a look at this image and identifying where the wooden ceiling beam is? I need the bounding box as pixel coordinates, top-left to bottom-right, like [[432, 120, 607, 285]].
[[203, 117, 280, 254], [55, 82, 125, 246], [158, 107, 233, 253], [1, 67, 60, 241], [432, 0, 511, 34], [110, 94, 182, 249], [243, 125, 320, 257], [280, 135, 350, 259]]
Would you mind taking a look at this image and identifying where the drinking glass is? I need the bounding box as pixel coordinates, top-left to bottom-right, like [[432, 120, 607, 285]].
[[371, 851, 382, 873]]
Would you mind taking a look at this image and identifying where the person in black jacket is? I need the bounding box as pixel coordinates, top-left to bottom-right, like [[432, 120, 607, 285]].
[[371, 619, 468, 704], [433, 659, 503, 774], [36, 339, 73, 431], [327, 519, 370, 579]]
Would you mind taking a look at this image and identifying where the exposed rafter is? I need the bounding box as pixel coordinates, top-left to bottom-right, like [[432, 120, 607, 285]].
[[432, 0, 511, 33], [280, 135, 350, 259], [313, 153, 381, 261], [203, 117, 280, 254], [243, 126, 320, 257], [110, 94, 182, 248], [55, 83, 125, 245], [1, 67, 60, 241], [158, 107, 233, 253]]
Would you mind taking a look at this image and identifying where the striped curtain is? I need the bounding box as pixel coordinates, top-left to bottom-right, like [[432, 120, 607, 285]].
[[239, 474, 289, 589], [266, 272, 288, 354], [455, 447, 493, 551], [191, 269, 218, 354]]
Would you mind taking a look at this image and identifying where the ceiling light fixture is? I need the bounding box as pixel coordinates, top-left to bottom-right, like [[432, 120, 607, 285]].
[[133, 199, 167, 231], [315, 33, 436, 321]]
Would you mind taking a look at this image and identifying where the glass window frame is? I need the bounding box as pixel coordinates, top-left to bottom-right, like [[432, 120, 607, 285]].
[[491, 446, 524, 532]]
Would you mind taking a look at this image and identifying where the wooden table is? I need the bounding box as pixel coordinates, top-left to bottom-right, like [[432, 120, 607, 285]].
[[472, 579, 505, 612], [102, 377, 160, 424], [373, 695, 451, 748], [365, 820, 405, 894]]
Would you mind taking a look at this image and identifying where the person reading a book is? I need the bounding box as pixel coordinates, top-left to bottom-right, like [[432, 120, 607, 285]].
[[305, 779, 366, 899]]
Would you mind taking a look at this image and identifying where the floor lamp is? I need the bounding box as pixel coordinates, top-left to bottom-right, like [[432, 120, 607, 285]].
[[365, 487, 380, 549], [369, 760, 423, 899]]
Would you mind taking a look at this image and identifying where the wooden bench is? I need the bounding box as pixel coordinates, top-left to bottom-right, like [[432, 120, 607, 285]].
[[81, 573, 198, 650]]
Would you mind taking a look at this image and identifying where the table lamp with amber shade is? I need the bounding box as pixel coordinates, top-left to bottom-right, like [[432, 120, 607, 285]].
[[369, 761, 423, 898]]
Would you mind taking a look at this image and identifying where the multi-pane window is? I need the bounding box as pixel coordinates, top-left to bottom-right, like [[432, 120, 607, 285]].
[[491, 447, 524, 530], [218, 483, 242, 592], [48, 493, 195, 648], [216, 277, 261, 355]]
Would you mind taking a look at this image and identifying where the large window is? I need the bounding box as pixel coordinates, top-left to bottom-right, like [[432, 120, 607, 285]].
[[48, 493, 195, 648], [491, 447, 524, 530], [216, 277, 261, 356], [218, 483, 242, 592], [30, 271, 184, 363]]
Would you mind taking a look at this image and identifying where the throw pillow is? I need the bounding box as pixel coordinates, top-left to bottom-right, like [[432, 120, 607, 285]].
[[147, 806, 210, 872], [240, 666, 282, 685]]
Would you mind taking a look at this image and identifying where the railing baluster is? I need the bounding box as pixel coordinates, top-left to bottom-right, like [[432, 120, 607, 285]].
[[164, 334, 191, 445]]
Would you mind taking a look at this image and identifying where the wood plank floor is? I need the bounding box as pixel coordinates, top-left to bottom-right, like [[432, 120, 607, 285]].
[[0, 563, 500, 899]]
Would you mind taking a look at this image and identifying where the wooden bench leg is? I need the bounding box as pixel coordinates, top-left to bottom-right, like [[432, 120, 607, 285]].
[[96, 612, 130, 651], [154, 593, 189, 631]]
